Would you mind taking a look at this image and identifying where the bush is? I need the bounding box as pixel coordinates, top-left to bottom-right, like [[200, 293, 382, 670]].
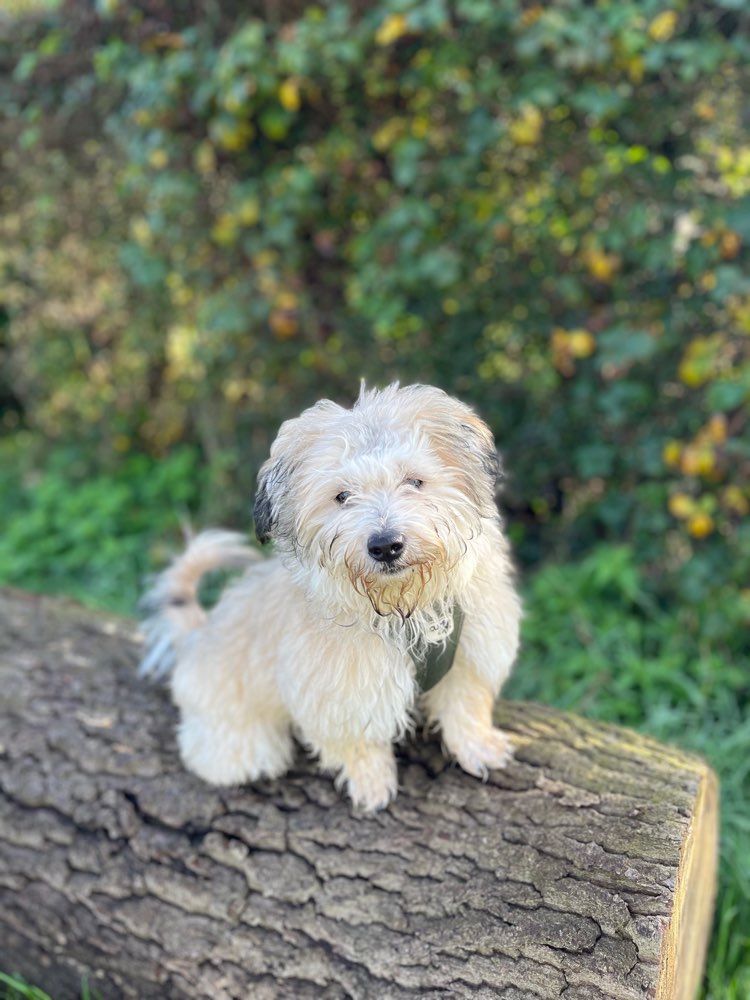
[[2, 0, 749, 632]]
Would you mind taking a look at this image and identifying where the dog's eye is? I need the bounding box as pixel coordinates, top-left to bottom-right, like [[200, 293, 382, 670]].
[[335, 491, 352, 504], [404, 478, 424, 489]]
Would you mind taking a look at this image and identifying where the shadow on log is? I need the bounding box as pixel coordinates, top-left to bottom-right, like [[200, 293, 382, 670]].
[[0, 589, 718, 999]]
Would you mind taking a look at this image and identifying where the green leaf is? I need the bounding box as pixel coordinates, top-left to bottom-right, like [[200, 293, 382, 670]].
[[597, 327, 658, 368]]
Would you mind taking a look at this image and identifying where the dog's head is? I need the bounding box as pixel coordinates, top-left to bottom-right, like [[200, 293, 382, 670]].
[[254, 384, 501, 619]]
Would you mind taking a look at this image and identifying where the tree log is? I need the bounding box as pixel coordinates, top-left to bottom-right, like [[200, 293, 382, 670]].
[[0, 589, 718, 1000]]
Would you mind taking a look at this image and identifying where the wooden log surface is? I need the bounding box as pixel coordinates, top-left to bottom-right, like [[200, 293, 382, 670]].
[[0, 589, 718, 1000]]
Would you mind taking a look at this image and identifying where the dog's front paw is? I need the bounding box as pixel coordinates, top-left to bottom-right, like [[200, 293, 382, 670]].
[[317, 739, 398, 812], [347, 768, 398, 812], [450, 726, 514, 781], [342, 748, 398, 813]]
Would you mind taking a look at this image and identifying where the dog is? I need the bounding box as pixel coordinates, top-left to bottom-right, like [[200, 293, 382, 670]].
[[140, 383, 521, 811]]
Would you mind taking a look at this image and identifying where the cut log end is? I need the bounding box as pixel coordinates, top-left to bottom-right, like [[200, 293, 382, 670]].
[[0, 589, 718, 999], [658, 763, 719, 1000]]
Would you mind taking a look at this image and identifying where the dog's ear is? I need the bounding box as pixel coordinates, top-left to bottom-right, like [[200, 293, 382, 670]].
[[460, 419, 503, 493], [253, 399, 344, 545], [253, 459, 288, 544]]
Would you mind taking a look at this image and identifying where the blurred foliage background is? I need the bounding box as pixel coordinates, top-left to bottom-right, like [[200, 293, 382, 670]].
[[0, 0, 748, 995]]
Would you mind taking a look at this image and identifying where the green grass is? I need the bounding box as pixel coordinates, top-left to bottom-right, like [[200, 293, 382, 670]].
[[0, 438, 201, 615], [0, 972, 53, 1000], [0, 973, 97, 1000]]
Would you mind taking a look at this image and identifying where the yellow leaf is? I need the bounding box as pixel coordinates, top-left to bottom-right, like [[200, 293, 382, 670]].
[[707, 414, 728, 444], [551, 328, 575, 376], [376, 13, 409, 46], [411, 115, 430, 138], [678, 359, 704, 388], [687, 512, 714, 538], [224, 378, 254, 403], [211, 214, 238, 246], [238, 196, 260, 226], [585, 247, 620, 283], [520, 5, 543, 26], [721, 231, 741, 260], [149, 32, 186, 52], [625, 55, 644, 84], [509, 104, 543, 146], [568, 329, 596, 358], [166, 324, 202, 378], [253, 249, 278, 269], [194, 141, 217, 176], [680, 446, 714, 477], [668, 494, 694, 519], [278, 78, 301, 113], [694, 99, 715, 121], [663, 441, 682, 467], [276, 290, 298, 310], [213, 120, 255, 152], [270, 308, 299, 339], [171, 285, 193, 307], [649, 10, 678, 42], [167, 272, 193, 307], [372, 117, 405, 152], [723, 486, 749, 516], [148, 148, 169, 170], [130, 217, 151, 245]]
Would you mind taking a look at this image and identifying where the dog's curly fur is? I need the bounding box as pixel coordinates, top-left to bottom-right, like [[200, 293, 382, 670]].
[[141, 384, 521, 811]]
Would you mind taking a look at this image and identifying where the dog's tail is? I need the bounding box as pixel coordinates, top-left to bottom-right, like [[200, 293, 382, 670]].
[[139, 529, 258, 680]]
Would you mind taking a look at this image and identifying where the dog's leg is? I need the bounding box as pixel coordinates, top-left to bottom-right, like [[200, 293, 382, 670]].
[[279, 628, 411, 811], [424, 552, 520, 779], [313, 738, 398, 813], [177, 709, 295, 787], [422, 655, 514, 779], [172, 638, 295, 787]]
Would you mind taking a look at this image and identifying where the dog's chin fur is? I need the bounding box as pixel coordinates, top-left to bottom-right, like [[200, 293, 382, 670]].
[[140, 383, 522, 812]]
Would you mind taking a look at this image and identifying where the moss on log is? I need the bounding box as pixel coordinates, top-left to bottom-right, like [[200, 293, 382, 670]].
[[0, 589, 718, 999]]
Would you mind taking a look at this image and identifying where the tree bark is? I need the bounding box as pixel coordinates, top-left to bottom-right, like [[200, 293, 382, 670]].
[[0, 589, 718, 1000]]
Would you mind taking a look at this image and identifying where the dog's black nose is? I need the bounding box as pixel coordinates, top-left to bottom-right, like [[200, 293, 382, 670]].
[[367, 532, 405, 564]]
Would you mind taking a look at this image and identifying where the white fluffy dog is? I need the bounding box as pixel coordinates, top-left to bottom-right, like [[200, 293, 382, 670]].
[[141, 384, 521, 811]]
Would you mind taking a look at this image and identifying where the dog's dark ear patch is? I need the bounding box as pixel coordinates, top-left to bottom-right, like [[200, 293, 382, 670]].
[[253, 485, 274, 544], [460, 421, 502, 488], [483, 447, 503, 488], [253, 460, 286, 544]]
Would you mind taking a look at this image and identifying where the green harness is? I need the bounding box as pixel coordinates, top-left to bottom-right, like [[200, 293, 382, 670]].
[[410, 603, 465, 692]]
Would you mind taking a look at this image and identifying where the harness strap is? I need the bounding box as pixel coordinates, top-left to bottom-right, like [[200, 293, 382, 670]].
[[411, 604, 464, 692]]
